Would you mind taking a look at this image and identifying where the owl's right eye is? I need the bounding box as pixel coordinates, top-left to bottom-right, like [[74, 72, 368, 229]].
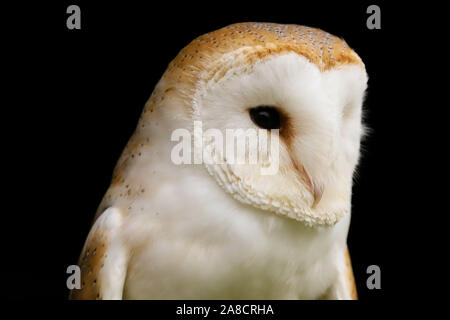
[[249, 106, 281, 130]]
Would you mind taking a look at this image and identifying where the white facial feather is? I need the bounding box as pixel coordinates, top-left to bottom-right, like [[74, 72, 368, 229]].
[[194, 52, 367, 226]]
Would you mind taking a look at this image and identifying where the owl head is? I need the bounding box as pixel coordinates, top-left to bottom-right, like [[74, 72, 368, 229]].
[[113, 22, 368, 227]]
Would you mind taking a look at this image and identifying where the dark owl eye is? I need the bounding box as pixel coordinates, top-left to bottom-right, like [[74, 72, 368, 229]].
[[249, 106, 281, 130]]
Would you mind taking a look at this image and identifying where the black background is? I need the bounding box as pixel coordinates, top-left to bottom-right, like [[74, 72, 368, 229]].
[[3, 0, 430, 310]]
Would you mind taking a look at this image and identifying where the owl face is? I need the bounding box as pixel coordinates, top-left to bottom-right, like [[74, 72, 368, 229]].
[[191, 51, 367, 226], [123, 23, 368, 227]]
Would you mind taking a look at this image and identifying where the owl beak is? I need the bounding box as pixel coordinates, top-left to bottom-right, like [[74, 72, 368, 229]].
[[299, 164, 323, 208], [291, 158, 324, 208], [311, 182, 324, 209]]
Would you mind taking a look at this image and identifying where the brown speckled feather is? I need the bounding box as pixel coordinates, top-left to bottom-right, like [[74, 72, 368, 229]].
[[69, 229, 108, 299], [70, 208, 126, 300]]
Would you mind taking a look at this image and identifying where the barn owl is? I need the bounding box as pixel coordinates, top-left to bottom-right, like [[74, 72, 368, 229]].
[[70, 22, 367, 300]]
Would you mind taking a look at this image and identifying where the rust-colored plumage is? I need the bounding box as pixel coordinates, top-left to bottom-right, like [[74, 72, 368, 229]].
[[163, 22, 364, 90], [345, 247, 358, 300]]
